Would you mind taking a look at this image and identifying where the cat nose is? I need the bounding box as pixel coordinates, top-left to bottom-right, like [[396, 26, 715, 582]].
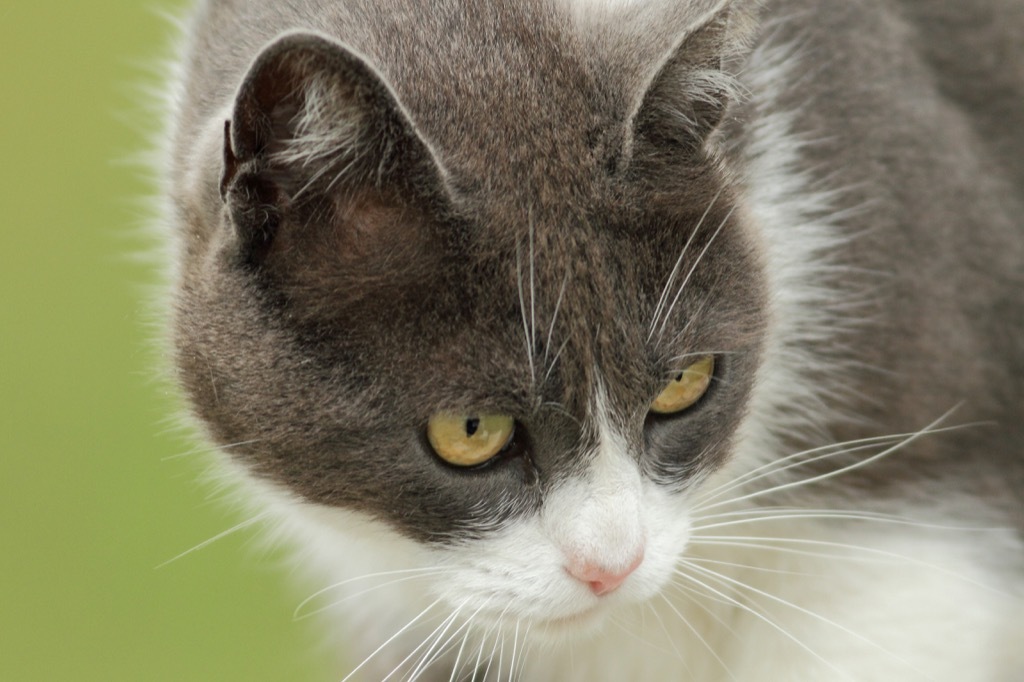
[[566, 550, 644, 596]]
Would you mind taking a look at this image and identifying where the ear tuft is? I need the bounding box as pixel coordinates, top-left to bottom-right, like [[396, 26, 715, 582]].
[[631, 5, 756, 153]]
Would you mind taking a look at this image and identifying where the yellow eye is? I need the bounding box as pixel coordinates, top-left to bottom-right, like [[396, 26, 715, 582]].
[[651, 355, 715, 415], [427, 413, 515, 467]]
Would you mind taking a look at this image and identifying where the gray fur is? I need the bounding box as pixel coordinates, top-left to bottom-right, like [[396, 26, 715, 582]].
[[164, 0, 1024, 674], [171, 0, 768, 540]]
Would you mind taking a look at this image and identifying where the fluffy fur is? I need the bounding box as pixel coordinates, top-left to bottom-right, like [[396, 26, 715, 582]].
[[160, 0, 1024, 679]]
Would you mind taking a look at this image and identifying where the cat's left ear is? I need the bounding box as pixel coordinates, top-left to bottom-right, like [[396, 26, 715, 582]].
[[627, 3, 756, 155], [220, 31, 449, 264]]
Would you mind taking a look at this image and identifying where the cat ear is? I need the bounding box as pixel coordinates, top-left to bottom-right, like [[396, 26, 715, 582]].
[[220, 31, 448, 263], [628, 3, 756, 155]]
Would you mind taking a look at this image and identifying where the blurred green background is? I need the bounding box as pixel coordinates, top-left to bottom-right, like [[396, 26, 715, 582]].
[[1, 3, 332, 680]]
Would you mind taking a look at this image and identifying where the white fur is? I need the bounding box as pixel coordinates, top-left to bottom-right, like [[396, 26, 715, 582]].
[[543, 384, 649, 573]]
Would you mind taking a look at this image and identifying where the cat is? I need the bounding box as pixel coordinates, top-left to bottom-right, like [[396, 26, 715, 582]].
[[161, 0, 1024, 679]]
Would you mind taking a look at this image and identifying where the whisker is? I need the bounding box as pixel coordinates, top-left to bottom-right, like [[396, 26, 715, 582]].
[[294, 567, 450, 615], [543, 272, 569, 373], [685, 538, 898, 566], [683, 554, 818, 578], [688, 536, 1011, 595], [507, 619, 521, 682], [659, 592, 739, 681], [609, 607, 682, 662], [517, 623, 534, 682], [529, 217, 536, 383], [515, 240, 536, 387], [696, 408, 965, 513], [674, 567, 854, 681], [160, 437, 263, 461], [667, 575, 743, 612], [644, 601, 697, 676], [693, 434, 912, 510], [667, 350, 738, 364], [294, 569, 452, 621], [447, 598, 496, 682], [649, 187, 723, 341], [155, 511, 271, 569], [681, 561, 930, 678], [341, 597, 444, 682], [480, 604, 513, 682], [539, 400, 581, 427], [402, 601, 471, 682], [669, 581, 744, 639], [470, 624, 489, 682], [690, 508, 1007, 534], [448, 623, 471, 682], [542, 337, 570, 387], [663, 298, 710, 350], [656, 204, 737, 342]]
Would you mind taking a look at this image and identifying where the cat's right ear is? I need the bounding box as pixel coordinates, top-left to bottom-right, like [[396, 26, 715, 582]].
[[625, 3, 757, 159], [221, 31, 449, 264]]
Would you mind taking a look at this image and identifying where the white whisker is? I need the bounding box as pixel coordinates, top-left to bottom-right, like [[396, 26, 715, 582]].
[[529, 217, 537, 384], [160, 437, 263, 461], [542, 336, 571, 387], [447, 598, 495, 682], [471, 623, 489, 682], [518, 623, 535, 682], [643, 601, 696, 675], [507, 619, 521, 682], [681, 561, 930, 678], [294, 566, 451, 620], [682, 554, 818, 577], [668, 350, 738, 364], [155, 511, 271, 569], [669, 581, 743, 639], [295, 570, 452, 621], [696, 408, 964, 513], [480, 604, 513, 682], [515, 239, 536, 387], [448, 624, 471, 682], [668, 575, 743, 611], [402, 601, 469, 682], [690, 508, 1006, 534], [674, 567, 854, 681], [688, 536, 1011, 595], [656, 204, 737, 342], [686, 538, 898, 566], [660, 592, 739, 681], [341, 597, 444, 682], [648, 187, 723, 341], [543, 271, 569, 371], [692, 433, 914, 509]]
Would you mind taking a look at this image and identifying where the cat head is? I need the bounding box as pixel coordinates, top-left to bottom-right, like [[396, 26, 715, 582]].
[[172, 0, 767, 633]]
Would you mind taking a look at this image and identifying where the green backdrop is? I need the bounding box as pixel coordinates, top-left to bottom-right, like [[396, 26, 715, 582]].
[[1, 3, 333, 680]]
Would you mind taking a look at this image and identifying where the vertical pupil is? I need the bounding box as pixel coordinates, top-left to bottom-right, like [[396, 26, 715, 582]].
[[675, 372, 684, 382], [465, 418, 480, 437]]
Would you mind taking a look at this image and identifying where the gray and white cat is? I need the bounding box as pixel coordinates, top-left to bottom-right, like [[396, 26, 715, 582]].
[[162, 0, 1024, 679]]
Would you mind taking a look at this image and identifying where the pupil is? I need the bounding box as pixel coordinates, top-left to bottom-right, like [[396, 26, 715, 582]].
[[465, 418, 480, 437], [675, 372, 684, 382]]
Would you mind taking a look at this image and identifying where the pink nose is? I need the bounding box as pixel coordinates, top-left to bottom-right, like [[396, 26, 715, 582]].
[[566, 551, 644, 596]]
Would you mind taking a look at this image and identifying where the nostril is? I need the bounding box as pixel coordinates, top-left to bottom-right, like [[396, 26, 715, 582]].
[[566, 550, 645, 596]]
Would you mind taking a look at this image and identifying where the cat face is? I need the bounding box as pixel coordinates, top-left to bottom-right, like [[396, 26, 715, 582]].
[[173, 8, 766, 632]]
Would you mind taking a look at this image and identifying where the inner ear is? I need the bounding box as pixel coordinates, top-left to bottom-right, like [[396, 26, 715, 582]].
[[626, 6, 755, 158], [221, 31, 449, 265]]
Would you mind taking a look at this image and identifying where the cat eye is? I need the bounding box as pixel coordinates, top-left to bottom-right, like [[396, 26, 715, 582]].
[[426, 413, 516, 467], [650, 355, 715, 415]]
